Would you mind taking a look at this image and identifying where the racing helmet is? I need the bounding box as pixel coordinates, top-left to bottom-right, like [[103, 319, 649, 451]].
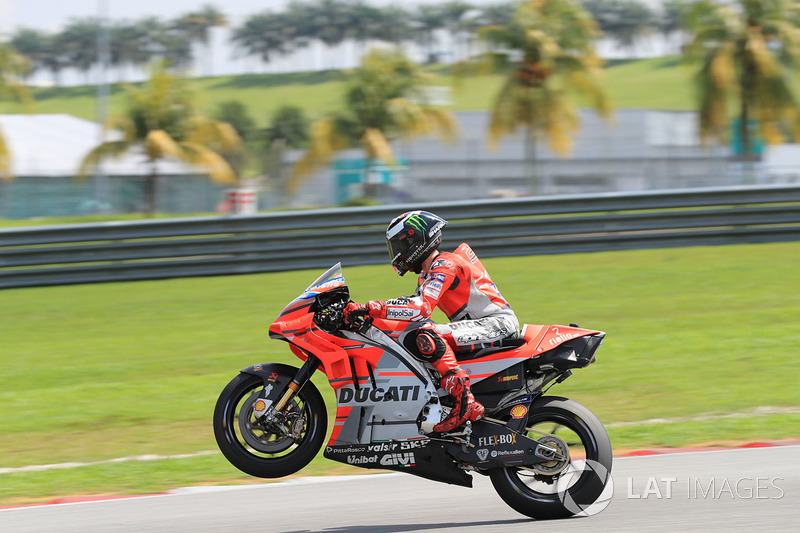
[[385, 211, 447, 276]]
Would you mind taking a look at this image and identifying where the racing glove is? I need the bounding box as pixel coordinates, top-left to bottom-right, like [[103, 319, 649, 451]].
[[343, 301, 368, 328]]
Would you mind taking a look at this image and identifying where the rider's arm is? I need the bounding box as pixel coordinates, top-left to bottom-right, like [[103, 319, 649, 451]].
[[367, 260, 456, 322]]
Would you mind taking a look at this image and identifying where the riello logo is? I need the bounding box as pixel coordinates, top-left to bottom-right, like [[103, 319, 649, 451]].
[[548, 328, 577, 346], [338, 385, 421, 404]]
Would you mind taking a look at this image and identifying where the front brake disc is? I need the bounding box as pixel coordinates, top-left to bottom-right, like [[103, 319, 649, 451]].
[[239, 391, 295, 453]]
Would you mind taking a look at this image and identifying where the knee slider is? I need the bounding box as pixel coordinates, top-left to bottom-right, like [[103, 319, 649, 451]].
[[413, 330, 447, 363]]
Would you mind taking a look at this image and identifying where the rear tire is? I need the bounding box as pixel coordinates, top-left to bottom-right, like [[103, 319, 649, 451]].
[[490, 396, 612, 520], [213, 372, 327, 478]]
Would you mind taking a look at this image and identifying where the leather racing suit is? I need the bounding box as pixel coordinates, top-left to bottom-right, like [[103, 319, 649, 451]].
[[357, 243, 519, 432], [369, 242, 520, 351]]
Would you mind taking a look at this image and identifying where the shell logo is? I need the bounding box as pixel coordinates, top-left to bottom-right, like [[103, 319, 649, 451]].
[[510, 405, 527, 419], [254, 400, 267, 411]]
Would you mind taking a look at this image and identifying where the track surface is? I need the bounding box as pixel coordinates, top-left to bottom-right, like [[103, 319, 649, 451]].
[[1, 446, 797, 532]]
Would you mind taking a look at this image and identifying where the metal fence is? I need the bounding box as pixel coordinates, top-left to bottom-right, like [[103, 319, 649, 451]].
[[2, 185, 800, 289]]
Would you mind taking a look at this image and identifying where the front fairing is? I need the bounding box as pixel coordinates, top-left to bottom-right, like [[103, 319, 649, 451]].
[[275, 263, 347, 320], [269, 263, 349, 345]]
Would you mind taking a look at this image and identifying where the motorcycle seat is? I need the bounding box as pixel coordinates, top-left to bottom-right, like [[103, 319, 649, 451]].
[[455, 337, 527, 361]]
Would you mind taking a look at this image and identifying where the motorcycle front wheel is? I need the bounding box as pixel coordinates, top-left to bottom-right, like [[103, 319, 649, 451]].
[[213, 371, 327, 478], [490, 396, 612, 520]]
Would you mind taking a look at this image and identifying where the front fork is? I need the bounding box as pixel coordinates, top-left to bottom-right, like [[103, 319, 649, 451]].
[[273, 356, 321, 411], [247, 356, 321, 420]]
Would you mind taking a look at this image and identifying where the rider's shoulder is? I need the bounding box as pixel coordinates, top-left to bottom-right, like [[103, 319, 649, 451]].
[[430, 251, 458, 272]]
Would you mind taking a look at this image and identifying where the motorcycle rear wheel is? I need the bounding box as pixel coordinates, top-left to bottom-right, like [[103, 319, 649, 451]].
[[214, 372, 327, 478], [490, 396, 612, 520]]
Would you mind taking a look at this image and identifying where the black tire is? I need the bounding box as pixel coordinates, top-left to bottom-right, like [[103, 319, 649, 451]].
[[490, 396, 612, 520], [213, 371, 327, 478]]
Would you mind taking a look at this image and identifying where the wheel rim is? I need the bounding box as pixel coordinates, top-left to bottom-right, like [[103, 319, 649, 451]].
[[507, 411, 598, 499], [227, 382, 311, 459]]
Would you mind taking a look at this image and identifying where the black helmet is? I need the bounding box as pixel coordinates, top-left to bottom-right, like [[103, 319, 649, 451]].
[[386, 211, 447, 276]]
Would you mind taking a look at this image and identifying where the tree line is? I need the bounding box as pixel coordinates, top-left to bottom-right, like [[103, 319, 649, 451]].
[[6, 0, 691, 85], [3, 0, 799, 213]]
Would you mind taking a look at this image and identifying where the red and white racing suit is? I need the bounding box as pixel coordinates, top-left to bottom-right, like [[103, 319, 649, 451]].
[[368, 243, 520, 352]]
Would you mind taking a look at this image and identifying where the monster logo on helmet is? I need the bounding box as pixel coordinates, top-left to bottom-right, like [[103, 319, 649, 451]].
[[386, 211, 448, 276]]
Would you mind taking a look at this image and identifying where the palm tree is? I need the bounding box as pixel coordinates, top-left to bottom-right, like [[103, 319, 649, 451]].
[[61, 18, 101, 85], [173, 4, 228, 76], [581, 0, 655, 50], [38, 34, 69, 86], [291, 49, 457, 198], [9, 29, 48, 82], [0, 44, 33, 180], [231, 11, 297, 67], [412, 4, 447, 63], [440, 1, 475, 60], [78, 64, 242, 214], [683, 0, 800, 159], [659, 0, 691, 41], [110, 21, 153, 82], [476, 0, 612, 194]]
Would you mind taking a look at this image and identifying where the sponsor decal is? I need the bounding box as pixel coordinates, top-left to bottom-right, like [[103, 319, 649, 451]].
[[477, 434, 518, 447], [491, 449, 526, 458], [477, 449, 489, 462], [548, 327, 578, 346], [347, 455, 378, 465], [399, 439, 430, 450], [497, 374, 520, 383], [406, 214, 427, 232], [254, 400, 267, 412], [326, 445, 368, 454], [299, 276, 345, 299], [510, 405, 528, 419], [431, 258, 453, 270], [426, 280, 443, 292], [422, 281, 442, 299], [505, 395, 532, 407], [380, 452, 416, 467], [432, 273, 446, 283], [386, 307, 419, 320], [337, 385, 421, 404], [268, 372, 279, 381], [427, 221, 445, 237]]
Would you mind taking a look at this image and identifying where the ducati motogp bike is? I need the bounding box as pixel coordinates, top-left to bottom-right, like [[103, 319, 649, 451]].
[[214, 264, 612, 519]]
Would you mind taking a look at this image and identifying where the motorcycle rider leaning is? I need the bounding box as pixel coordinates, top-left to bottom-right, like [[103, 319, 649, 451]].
[[344, 210, 520, 433]]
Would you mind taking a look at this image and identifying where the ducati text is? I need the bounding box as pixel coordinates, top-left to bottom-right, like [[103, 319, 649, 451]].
[[338, 386, 421, 404]]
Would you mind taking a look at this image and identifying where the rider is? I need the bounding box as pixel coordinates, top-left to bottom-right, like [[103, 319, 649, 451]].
[[344, 210, 520, 433]]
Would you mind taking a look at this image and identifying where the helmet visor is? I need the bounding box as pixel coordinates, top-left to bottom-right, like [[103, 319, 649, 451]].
[[387, 237, 410, 275]]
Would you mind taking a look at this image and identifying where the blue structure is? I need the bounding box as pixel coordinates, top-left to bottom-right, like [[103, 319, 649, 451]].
[[332, 157, 409, 204]]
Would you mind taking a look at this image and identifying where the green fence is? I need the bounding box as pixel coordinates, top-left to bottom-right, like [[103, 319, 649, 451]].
[[0, 175, 227, 219]]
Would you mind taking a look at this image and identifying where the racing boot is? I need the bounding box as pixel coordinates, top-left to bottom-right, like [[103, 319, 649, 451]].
[[430, 351, 484, 433], [433, 368, 484, 433]]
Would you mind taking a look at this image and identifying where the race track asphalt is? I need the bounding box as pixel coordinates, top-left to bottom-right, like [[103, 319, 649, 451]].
[[1, 445, 797, 532]]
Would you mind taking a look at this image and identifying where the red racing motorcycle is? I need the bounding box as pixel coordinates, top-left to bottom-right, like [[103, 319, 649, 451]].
[[214, 264, 612, 519]]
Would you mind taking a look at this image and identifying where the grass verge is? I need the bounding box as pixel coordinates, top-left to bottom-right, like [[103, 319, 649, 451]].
[[1, 242, 798, 504]]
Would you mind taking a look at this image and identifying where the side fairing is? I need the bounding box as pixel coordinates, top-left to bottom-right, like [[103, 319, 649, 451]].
[[327, 327, 437, 446]]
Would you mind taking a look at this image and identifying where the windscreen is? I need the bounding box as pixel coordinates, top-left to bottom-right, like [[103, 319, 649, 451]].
[[277, 263, 346, 318]]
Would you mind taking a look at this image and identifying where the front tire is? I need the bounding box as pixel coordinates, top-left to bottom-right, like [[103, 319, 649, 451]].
[[213, 371, 327, 478], [490, 396, 612, 520]]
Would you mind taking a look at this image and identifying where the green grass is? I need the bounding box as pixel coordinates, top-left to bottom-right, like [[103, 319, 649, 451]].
[[1, 242, 799, 504], [0, 57, 701, 125], [0, 212, 223, 229]]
